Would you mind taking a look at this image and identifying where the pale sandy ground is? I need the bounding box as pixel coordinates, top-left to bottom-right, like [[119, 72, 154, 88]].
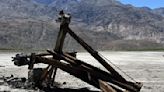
[[0, 51, 164, 92]]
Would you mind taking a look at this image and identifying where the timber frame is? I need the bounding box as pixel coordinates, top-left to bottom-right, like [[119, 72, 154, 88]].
[[12, 11, 143, 92]]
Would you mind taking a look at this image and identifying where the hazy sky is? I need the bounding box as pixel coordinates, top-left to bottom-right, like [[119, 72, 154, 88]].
[[119, 0, 164, 9]]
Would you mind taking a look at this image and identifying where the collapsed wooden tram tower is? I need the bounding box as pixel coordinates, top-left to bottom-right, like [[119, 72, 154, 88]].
[[12, 11, 143, 92]]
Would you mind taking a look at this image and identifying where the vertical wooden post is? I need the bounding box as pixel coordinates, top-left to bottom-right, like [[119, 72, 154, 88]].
[[53, 24, 68, 53], [28, 53, 35, 69], [51, 11, 71, 84]]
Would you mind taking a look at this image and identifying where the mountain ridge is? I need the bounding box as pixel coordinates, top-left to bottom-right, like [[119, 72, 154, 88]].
[[0, 0, 163, 51]]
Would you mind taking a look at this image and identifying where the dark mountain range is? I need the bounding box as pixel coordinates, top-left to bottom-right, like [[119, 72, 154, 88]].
[[153, 8, 164, 17], [0, 0, 163, 51]]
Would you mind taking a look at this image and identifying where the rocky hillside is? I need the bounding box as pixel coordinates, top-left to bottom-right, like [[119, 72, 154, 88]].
[[153, 8, 164, 17], [48, 0, 164, 42], [0, 0, 164, 51]]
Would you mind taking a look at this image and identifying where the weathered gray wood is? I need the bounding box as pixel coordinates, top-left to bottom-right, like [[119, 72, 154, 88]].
[[53, 24, 68, 53], [12, 52, 142, 92], [99, 80, 117, 92], [46, 50, 142, 92], [40, 65, 51, 81], [12, 11, 142, 91], [28, 53, 35, 69], [35, 56, 142, 92], [51, 13, 70, 82], [66, 27, 126, 82], [47, 50, 78, 65]]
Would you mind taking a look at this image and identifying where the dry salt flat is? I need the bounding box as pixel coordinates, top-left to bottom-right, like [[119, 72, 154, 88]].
[[0, 51, 164, 92]]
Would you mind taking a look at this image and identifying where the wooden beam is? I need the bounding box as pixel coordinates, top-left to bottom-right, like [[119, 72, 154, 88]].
[[35, 56, 141, 92], [66, 27, 126, 82], [40, 65, 51, 81], [99, 80, 117, 92], [28, 53, 35, 69], [47, 51, 142, 92], [47, 50, 78, 65]]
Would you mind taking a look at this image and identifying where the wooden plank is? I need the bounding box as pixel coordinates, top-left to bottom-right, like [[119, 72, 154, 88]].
[[28, 53, 35, 69], [47, 50, 78, 65], [49, 51, 142, 92], [63, 53, 115, 78], [35, 56, 100, 88], [36, 53, 52, 57], [40, 66, 51, 80], [12, 51, 142, 91], [35, 56, 141, 92], [52, 22, 69, 82], [66, 27, 126, 82], [99, 80, 116, 92], [53, 25, 68, 53]]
